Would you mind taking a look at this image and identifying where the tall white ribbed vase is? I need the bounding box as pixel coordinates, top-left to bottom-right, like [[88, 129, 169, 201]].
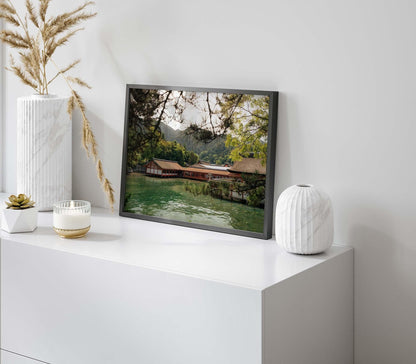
[[275, 184, 334, 254], [17, 95, 72, 211]]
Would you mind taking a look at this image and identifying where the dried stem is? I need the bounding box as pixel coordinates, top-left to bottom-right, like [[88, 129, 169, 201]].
[[48, 57, 115, 211]]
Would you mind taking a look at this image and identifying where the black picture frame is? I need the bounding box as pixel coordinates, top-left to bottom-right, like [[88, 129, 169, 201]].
[[120, 84, 278, 239]]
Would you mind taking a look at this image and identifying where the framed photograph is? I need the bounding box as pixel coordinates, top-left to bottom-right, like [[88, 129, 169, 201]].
[[120, 85, 278, 239]]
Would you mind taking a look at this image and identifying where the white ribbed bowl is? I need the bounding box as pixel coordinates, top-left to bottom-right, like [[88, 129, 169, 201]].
[[17, 95, 72, 211], [275, 184, 334, 254]]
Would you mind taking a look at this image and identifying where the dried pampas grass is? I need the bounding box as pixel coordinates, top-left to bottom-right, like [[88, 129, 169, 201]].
[[0, 0, 114, 210]]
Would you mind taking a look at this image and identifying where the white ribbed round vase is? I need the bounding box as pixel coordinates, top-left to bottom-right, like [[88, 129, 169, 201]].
[[17, 95, 72, 211], [275, 184, 334, 254]]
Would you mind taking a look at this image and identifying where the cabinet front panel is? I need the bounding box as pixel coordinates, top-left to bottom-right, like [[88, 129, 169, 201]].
[[1, 240, 261, 364]]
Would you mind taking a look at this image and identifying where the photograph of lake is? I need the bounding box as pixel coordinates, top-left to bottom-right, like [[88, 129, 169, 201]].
[[122, 86, 274, 234]]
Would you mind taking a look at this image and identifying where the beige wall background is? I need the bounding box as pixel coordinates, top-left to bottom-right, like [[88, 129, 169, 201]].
[[2, 1, 416, 363]]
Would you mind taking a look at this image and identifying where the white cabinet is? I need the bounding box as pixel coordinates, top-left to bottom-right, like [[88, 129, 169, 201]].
[[1, 350, 43, 364], [1, 207, 353, 364]]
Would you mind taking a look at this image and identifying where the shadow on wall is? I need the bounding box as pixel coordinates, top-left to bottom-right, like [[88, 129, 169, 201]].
[[275, 92, 293, 189], [348, 208, 416, 364], [273, 93, 291, 219], [274, 92, 309, 235]]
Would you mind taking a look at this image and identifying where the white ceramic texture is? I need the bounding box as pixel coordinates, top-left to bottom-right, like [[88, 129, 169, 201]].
[[17, 95, 72, 211], [275, 185, 334, 254], [1, 207, 38, 233]]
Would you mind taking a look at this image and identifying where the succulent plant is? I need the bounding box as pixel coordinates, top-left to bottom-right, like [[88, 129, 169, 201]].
[[5, 194, 35, 210]]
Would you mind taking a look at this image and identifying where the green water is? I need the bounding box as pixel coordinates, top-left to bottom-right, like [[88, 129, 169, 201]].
[[124, 174, 264, 233]]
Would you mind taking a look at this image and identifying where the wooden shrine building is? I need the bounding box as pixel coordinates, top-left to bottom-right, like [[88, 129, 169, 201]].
[[144, 159, 183, 177], [227, 158, 267, 175]]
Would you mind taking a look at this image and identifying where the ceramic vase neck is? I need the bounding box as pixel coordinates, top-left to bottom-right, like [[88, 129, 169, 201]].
[[31, 94, 59, 99]]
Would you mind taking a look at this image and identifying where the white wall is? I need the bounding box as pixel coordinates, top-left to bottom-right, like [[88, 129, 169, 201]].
[[0, 18, 3, 192], [2, 1, 416, 363]]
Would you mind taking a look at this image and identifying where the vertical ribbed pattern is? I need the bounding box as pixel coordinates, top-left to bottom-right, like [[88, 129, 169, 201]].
[[275, 185, 334, 254], [17, 95, 72, 211]]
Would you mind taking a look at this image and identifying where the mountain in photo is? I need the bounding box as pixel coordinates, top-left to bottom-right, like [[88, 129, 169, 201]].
[[160, 122, 232, 164]]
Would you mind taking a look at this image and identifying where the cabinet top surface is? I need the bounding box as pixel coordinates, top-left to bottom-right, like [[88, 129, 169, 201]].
[[0, 193, 351, 290]]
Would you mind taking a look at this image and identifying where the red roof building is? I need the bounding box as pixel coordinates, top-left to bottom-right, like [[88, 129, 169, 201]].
[[144, 159, 239, 181], [183, 166, 238, 181]]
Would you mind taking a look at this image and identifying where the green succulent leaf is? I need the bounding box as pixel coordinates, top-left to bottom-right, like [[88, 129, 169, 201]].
[[6, 193, 35, 209]]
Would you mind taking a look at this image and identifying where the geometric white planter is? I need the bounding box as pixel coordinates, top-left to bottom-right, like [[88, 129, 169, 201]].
[[275, 184, 334, 254], [17, 95, 72, 211], [1, 207, 38, 233]]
